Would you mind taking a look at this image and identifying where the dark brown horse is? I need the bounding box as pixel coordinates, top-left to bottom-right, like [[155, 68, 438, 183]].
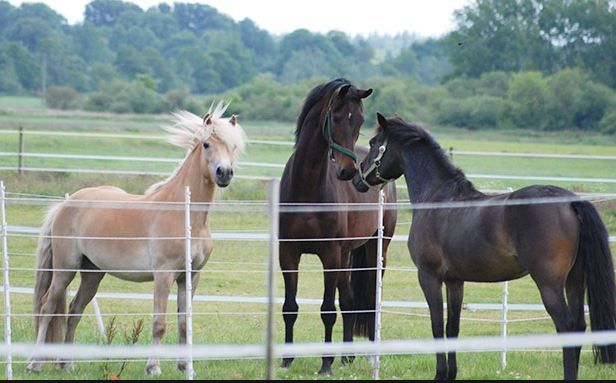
[[279, 79, 397, 375], [353, 113, 616, 380]]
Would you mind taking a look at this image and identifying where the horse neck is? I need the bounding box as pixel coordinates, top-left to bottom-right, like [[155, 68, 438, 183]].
[[400, 145, 455, 203], [290, 113, 330, 197], [147, 146, 215, 224]]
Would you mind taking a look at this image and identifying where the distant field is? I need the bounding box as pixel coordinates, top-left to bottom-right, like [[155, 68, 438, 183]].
[[0, 102, 615, 380]]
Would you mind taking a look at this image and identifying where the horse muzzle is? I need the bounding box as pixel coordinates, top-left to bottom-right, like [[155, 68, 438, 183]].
[[336, 165, 357, 181], [215, 166, 234, 187], [352, 172, 370, 193]]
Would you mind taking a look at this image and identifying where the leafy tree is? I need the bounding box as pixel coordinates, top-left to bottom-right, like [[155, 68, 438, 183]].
[[507, 71, 550, 130], [85, 0, 142, 27]]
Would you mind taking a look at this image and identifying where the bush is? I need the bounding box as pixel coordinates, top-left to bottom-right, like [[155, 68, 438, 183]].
[[45, 86, 81, 110], [599, 109, 616, 135], [84, 79, 166, 114], [545, 68, 614, 131], [507, 71, 550, 130], [437, 96, 508, 129]]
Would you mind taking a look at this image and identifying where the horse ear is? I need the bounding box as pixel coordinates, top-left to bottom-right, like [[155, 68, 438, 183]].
[[337, 83, 351, 99], [203, 113, 212, 125], [229, 114, 237, 126], [357, 88, 373, 99], [377, 112, 388, 129]]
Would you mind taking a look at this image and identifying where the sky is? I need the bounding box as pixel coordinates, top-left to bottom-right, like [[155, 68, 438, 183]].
[[7, 0, 471, 37]]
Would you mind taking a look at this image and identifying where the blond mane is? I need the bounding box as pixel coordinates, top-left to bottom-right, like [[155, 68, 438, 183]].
[[145, 101, 247, 195]]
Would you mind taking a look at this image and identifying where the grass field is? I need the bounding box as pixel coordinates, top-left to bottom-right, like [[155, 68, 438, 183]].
[[0, 98, 615, 380]]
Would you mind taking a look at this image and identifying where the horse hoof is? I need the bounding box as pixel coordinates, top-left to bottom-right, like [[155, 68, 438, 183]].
[[341, 355, 355, 366], [177, 360, 189, 372], [318, 366, 332, 376], [26, 360, 42, 373], [281, 358, 294, 368], [60, 361, 75, 371], [145, 363, 162, 376]]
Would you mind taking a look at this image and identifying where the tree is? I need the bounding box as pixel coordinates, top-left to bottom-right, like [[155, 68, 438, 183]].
[[507, 71, 550, 130], [446, 0, 550, 77], [85, 0, 142, 27]]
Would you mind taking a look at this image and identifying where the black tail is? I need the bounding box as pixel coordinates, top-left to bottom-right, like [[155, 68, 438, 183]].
[[573, 201, 616, 363], [351, 244, 377, 339]]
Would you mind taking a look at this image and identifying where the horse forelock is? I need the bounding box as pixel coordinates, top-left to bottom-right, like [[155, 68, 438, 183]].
[[146, 102, 246, 195], [164, 101, 246, 157], [294, 78, 352, 147]]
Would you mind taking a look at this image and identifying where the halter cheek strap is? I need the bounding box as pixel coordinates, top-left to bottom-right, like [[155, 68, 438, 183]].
[[359, 138, 395, 190], [323, 85, 358, 163]]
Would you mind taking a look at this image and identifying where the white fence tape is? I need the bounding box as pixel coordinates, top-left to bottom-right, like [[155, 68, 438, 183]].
[[1, 129, 614, 160], [1, 151, 615, 184], [1, 330, 615, 362]]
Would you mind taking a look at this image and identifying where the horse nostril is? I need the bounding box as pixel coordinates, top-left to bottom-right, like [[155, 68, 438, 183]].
[[216, 167, 223, 177], [229, 168, 234, 178]]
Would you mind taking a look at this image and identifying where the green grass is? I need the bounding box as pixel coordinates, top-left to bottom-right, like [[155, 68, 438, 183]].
[[0, 106, 615, 379]]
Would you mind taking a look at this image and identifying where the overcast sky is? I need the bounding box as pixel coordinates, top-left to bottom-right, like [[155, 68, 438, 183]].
[[8, 0, 471, 37]]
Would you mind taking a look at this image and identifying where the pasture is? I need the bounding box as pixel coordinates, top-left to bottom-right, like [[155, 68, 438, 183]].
[[0, 100, 615, 380]]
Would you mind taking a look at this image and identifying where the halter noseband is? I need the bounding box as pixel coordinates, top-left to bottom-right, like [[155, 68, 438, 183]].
[[359, 138, 395, 190], [323, 84, 358, 163]]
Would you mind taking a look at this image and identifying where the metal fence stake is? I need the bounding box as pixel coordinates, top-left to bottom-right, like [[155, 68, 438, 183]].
[[1, 181, 13, 379]]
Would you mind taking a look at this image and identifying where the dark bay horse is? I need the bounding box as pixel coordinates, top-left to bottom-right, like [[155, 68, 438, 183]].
[[353, 113, 616, 380], [279, 79, 398, 375]]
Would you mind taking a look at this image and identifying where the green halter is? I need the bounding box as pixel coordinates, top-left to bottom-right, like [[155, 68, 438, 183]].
[[323, 84, 358, 163]]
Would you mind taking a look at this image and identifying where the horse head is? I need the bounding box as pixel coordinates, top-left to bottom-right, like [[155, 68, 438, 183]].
[[320, 80, 373, 180], [353, 112, 404, 192], [199, 111, 245, 187]]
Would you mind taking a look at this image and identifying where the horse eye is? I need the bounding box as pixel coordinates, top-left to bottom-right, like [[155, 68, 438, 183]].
[[203, 142, 210, 149]]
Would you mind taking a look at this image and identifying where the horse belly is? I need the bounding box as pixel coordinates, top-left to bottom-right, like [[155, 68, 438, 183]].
[[81, 241, 155, 282], [441, 238, 527, 282]]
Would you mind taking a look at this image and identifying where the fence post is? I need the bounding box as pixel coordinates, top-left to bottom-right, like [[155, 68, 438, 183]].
[[265, 179, 279, 380], [184, 186, 194, 380], [17, 127, 24, 175], [501, 280, 509, 371], [1, 181, 13, 379], [372, 189, 385, 380]]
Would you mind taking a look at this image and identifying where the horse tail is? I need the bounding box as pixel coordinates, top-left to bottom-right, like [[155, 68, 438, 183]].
[[351, 244, 375, 338], [33, 202, 66, 343], [572, 200, 616, 363]]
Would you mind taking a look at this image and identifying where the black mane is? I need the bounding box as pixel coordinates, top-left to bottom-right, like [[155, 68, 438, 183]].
[[294, 78, 351, 147], [386, 117, 483, 197]]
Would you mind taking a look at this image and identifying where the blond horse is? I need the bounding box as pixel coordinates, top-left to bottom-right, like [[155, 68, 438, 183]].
[[27, 102, 246, 375]]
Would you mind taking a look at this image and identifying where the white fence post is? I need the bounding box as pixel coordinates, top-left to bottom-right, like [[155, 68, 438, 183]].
[[372, 189, 385, 380], [184, 186, 194, 380], [1, 181, 13, 379], [501, 280, 509, 371], [265, 179, 279, 380]]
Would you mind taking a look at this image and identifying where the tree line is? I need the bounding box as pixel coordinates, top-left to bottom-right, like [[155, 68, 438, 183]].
[[1, 0, 615, 133]]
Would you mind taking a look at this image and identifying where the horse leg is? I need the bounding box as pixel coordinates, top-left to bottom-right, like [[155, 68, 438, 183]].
[[445, 280, 464, 380], [280, 243, 300, 369], [176, 271, 201, 372], [318, 247, 341, 375], [337, 251, 354, 366], [27, 269, 76, 372], [565, 256, 586, 378], [418, 269, 447, 380], [536, 282, 577, 380], [145, 271, 175, 376], [62, 262, 106, 370]]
